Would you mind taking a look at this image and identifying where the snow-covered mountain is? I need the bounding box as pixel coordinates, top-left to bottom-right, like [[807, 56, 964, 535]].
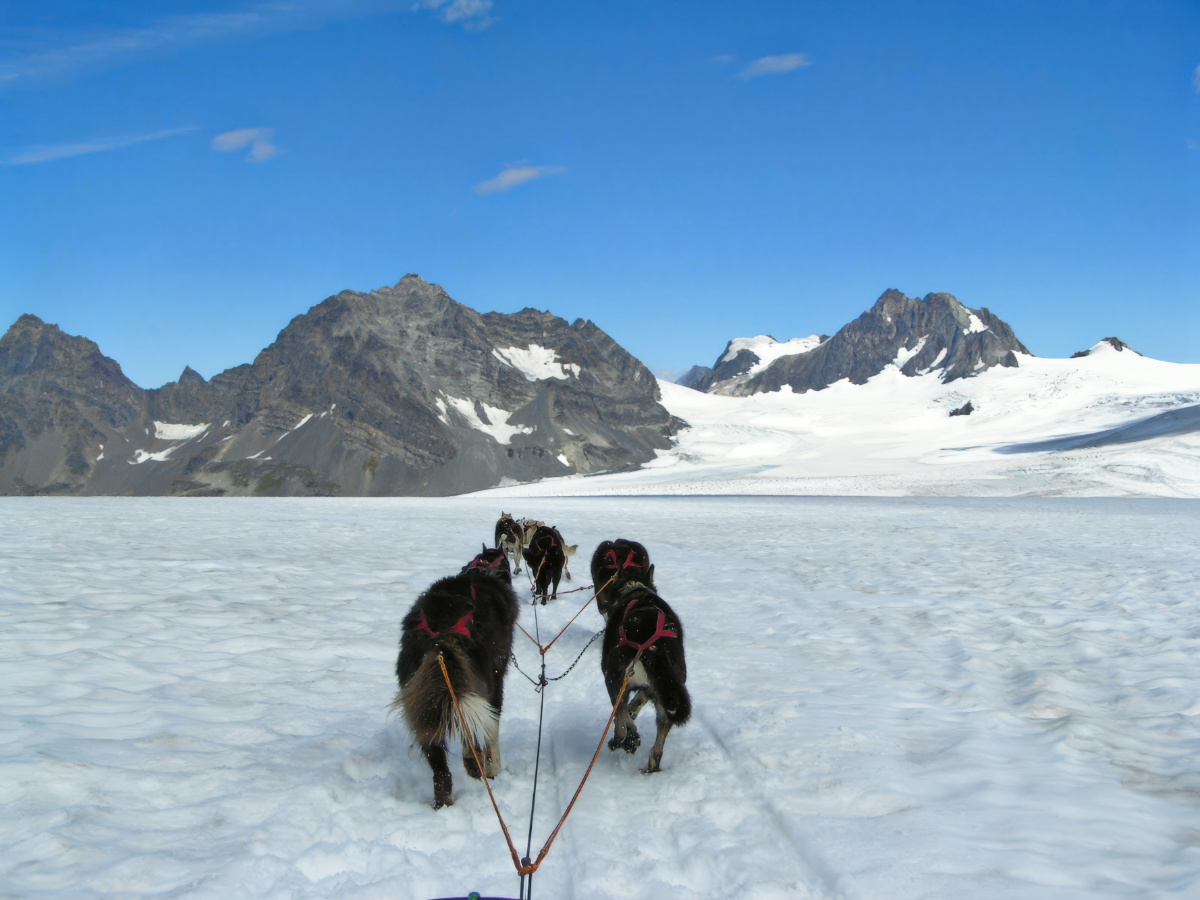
[[5, 280, 1198, 498], [483, 336, 1200, 498], [681, 289, 1029, 395]]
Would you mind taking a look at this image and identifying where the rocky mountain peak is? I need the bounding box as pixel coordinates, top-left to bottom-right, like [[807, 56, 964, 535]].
[[680, 289, 1032, 397], [1, 314, 137, 389], [179, 366, 206, 384]]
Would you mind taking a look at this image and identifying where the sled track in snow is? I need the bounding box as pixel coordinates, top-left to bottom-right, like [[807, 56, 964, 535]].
[[694, 710, 858, 900]]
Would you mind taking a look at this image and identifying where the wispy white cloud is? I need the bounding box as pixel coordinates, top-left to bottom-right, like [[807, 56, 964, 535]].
[[711, 54, 737, 67], [413, 0, 496, 31], [1193, 63, 1200, 93], [474, 164, 565, 195], [740, 53, 812, 79], [3, 126, 196, 165], [0, 2, 407, 86], [212, 128, 279, 162]]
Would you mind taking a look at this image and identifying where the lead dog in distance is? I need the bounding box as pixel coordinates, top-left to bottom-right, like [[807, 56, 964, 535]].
[[521, 524, 577, 603], [591, 539, 690, 773], [394, 547, 519, 808], [494, 513, 525, 574]]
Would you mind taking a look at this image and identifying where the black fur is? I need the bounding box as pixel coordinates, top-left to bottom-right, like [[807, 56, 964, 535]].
[[395, 548, 519, 808], [522, 524, 568, 603], [594, 544, 690, 773], [590, 538, 655, 618]]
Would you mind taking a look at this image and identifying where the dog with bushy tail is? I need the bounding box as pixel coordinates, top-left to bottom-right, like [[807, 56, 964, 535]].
[[394, 548, 519, 809]]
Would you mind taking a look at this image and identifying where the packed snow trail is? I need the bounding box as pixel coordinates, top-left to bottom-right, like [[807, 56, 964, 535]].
[[2, 497, 1199, 898]]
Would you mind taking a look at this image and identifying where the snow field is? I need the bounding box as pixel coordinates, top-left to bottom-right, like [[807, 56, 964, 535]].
[[479, 350, 1200, 498], [2, 497, 1198, 898]]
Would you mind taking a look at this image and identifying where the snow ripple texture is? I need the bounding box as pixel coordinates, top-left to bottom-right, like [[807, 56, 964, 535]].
[[2, 497, 1198, 898]]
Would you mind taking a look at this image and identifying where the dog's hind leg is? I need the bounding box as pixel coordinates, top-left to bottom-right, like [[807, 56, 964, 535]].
[[608, 701, 641, 754], [422, 742, 454, 809], [606, 686, 641, 754], [642, 712, 673, 774], [627, 689, 651, 720], [461, 734, 502, 779]]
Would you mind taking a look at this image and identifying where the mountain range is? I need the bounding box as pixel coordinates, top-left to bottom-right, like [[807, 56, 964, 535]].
[[0, 275, 676, 496], [4, 280, 1198, 497]]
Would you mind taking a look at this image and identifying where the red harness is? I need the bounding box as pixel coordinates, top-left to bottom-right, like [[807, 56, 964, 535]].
[[618, 595, 677, 653], [605, 549, 644, 572], [416, 610, 474, 639]]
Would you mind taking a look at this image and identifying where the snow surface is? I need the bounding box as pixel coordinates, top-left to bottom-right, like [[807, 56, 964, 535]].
[[721, 335, 826, 377], [2, 496, 1198, 898], [493, 345, 581, 381], [480, 350, 1200, 499]]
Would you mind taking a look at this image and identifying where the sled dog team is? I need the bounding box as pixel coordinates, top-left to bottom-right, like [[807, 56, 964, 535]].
[[394, 513, 691, 809]]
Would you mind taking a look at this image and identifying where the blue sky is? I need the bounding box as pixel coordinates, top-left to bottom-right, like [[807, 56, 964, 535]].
[[2, 0, 1198, 388]]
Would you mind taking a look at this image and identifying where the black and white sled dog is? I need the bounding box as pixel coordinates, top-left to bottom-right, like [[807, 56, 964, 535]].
[[494, 512, 525, 574], [394, 547, 520, 809], [591, 539, 690, 773], [521, 524, 577, 603]]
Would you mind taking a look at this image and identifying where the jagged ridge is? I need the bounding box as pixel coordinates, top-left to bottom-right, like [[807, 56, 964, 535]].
[[0, 276, 678, 497]]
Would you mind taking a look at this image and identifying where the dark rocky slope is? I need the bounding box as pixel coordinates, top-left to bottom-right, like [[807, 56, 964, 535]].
[[0, 275, 678, 496]]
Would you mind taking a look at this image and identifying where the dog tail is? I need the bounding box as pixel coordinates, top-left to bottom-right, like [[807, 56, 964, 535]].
[[395, 646, 498, 752], [660, 679, 692, 727]]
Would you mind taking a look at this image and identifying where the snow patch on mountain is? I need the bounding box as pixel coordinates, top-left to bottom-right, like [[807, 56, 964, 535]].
[[893, 336, 928, 369], [130, 447, 177, 464], [440, 396, 533, 444], [965, 312, 988, 334], [721, 334, 824, 375], [493, 344, 580, 381], [153, 422, 209, 440]]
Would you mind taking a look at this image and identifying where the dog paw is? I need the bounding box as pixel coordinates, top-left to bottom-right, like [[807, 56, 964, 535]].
[[641, 752, 662, 773], [608, 730, 641, 754], [433, 792, 454, 809], [463, 756, 483, 780]]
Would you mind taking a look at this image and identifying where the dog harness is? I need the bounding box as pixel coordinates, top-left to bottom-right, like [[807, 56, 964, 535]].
[[618, 595, 677, 653], [467, 555, 505, 575], [604, 548, 644, 571], [416, 610, 474, 639]]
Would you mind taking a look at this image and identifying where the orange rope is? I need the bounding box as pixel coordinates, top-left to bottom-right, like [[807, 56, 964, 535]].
[[437, 649, 641, 879], [540, 574, 614, 655], [515, 574, 614, 656], [436, 654, 524, 873], [521, 664, 634, 876]]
